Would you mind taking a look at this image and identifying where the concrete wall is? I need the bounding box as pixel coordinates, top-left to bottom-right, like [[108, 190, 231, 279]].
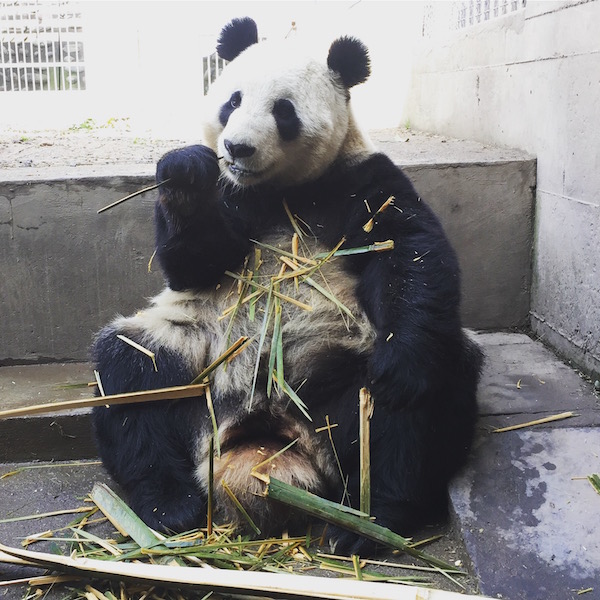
[[0, 172, 163, 363], [405, 0, 600, 378], [0, 149, 535, 363]]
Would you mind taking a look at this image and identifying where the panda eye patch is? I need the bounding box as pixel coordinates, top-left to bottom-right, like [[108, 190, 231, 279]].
[[219, 91, 242, 127], [230, 91, 242, 108], [272, 99, 301, 142]]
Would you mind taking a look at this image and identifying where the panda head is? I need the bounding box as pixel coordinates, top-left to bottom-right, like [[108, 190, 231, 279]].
[[202, 17, 373, 188]]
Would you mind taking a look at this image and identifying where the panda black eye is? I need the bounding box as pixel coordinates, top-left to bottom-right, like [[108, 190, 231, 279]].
[[272, 99, 301, 142], [273, 99, 296, 120], [230, 91, 242, 109]]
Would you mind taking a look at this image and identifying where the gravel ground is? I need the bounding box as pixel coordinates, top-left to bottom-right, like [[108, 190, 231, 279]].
[[0, 129, 193, 170], [0, 126, 529, 172]]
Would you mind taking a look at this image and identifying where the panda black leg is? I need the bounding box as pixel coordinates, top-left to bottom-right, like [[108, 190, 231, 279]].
[[92, 327, 207, 533], [93, 400, 206, 533], [329, 390, 475, 556]]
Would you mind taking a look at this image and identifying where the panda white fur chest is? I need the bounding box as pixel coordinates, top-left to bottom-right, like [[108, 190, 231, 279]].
[[92, 17, 482, 553]]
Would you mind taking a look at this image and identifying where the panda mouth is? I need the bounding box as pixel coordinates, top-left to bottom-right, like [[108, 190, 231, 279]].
[[227, 162, 264, 179]]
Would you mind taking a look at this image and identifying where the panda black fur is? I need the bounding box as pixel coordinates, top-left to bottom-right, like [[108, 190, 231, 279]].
[[92, 17, 483, 553]]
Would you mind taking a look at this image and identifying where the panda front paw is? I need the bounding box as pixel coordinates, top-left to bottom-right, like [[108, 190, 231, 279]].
[[327, 526, 382, 556], [133, 492, 206, 534], [157, 145, 220, 191]]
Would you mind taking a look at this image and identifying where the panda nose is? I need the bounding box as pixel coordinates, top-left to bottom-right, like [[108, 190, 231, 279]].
[[224, 140, 256, 160]]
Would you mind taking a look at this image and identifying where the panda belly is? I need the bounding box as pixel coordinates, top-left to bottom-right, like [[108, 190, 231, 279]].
[[113, 232, 376, 533]]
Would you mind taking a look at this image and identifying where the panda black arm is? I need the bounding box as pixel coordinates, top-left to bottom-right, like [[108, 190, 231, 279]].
[[155, 145, 251, 291], [341, 155, 466, 409]]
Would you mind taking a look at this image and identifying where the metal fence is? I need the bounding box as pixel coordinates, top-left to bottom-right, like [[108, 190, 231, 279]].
[[202, 50, 227, 96], [0, 0, 85, 92], [455, 0, 527, 29]]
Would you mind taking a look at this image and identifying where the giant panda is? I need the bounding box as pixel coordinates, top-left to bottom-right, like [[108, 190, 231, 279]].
[[92, 17, 483, 553]]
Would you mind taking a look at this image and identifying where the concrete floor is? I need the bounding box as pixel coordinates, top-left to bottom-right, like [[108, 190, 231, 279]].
[[1, 332, 599, 599]]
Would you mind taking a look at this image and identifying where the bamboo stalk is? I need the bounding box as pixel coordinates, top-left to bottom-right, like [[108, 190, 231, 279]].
[[313, 240, 395, 258], [0, 507, 92, 524], [97, 180, 170, 214], [492, 411, 576, 433], [0, 541, 494, 600], [253, 474, 457, 572], [205, 384, 221, 458], [363, 196, 395, 232], [190, 336, 250, 385], [359, 388, 374, 516], [0, 383, 207, 420], [90, 483, 163, 549], [207, 436, 214, 537], [220, 480, 261, 536], [116, 335, 158, 372], [225, 271, 313, 312]]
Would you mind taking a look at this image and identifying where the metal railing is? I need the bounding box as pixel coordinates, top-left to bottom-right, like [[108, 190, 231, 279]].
[[455, 0, 527, 29], [0, 0, 85, 92]]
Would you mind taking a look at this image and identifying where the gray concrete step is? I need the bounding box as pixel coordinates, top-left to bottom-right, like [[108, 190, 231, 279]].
[[0, 129, 536, 364], [1, 332, 599, 598], [454, 332, 600, 599]]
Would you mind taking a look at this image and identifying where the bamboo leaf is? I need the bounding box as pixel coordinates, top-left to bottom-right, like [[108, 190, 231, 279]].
[[588, 473, 600, 495], [250, 283, 274, 406], [267, 295, 282, 397], [250, 240, 317, 266], [303, 275, 355, 320], [274, 376, 312, 422]]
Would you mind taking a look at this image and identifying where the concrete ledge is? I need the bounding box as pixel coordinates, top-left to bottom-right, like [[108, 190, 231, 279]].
[[0, 131, 536, 363]]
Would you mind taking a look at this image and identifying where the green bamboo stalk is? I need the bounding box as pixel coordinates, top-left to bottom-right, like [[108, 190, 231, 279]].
[[313, 240, 395, 258], [90, 483, 163, 549], [254, 474, 459, 572]]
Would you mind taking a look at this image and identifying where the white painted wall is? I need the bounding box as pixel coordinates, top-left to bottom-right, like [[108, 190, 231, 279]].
[[405, 0, 600, 377]]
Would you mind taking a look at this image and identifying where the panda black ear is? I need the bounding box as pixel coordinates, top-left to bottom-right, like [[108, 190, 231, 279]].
[[327, 36, 371, 88], [217, 17, 259, 61]]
